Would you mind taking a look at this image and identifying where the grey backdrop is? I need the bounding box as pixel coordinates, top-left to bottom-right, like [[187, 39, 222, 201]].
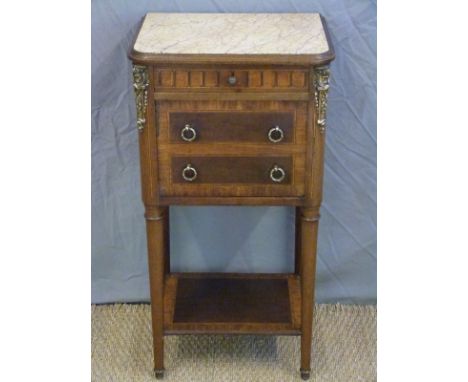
[[91, 0, 376, 304]]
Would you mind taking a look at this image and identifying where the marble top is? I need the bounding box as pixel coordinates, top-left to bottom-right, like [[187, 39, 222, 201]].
[[133, 13, 329, 56]]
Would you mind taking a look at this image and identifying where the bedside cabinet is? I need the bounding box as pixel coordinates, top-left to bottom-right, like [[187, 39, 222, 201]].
[[129, 13, 335, 380]]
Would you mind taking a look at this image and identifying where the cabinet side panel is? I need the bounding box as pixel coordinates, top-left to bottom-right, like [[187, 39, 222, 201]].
[[137, 65, 159, 206]]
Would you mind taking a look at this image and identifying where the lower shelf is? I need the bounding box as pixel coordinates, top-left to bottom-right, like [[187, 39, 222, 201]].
[[164, 273, 301, 335]]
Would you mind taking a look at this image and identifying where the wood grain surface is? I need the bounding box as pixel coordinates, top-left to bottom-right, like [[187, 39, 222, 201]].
[[169, 111, 294, 143]]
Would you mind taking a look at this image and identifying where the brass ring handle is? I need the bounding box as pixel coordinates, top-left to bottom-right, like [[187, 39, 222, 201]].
[[270, 165, 286, 183], [182, 164, 198, 182], [181, 124, 197, 142], [268, 126, 284, 143], [227, 74, 237, 85]]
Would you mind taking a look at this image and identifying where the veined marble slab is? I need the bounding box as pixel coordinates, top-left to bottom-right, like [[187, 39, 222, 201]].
[[133, 13, 329, 56]]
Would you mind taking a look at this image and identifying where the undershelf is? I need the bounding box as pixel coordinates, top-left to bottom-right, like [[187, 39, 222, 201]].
[[163, 273, 301, 335]]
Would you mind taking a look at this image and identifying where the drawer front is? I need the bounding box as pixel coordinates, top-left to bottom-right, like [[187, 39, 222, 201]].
[[154, 68, 309, 91], [157, 100, 307, 146], [172, 156, 292, 184], [158, 152, 305, 198], [156, 100, 307, 198], [169, 112, 293, 143]]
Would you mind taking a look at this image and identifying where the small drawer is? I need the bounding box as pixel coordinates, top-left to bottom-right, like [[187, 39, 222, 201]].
[[156, 100, 308, 147], [170, 112, 293, 144], [154, 68, 309, 91], [171, 156, 292, 184]]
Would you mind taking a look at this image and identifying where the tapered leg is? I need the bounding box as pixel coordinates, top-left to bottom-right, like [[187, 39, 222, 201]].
[[145, 206, 166, 378], [299, 207, 320, 380]]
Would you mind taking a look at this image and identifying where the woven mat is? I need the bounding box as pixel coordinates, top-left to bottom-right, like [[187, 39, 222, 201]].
[[92, 304, 376, 382]]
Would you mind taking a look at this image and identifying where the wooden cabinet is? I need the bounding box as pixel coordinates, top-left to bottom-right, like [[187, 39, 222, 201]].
[[129, 12, 335, 380]]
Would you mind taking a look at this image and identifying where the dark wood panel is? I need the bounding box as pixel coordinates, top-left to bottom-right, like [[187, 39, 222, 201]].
[[157, 100, 307, 146], [163, 274, 301, 334], [169, 112, 293, 143], [171, 156, 292, 184], [173, 278, 291, 323]]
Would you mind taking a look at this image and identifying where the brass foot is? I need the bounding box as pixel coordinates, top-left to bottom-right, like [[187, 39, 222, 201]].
[[300, 369, 310, 380], [154, 369, 164, 379]]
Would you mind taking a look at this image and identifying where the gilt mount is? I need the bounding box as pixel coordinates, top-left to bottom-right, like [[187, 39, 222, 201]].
[[132, 65, 149, 132], [314, 65, 330, 134]]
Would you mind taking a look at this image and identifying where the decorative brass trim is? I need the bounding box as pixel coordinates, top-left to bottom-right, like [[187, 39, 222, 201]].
[[301, 215, 320, 222], [145, 216, 164, 221], [132, 65, 149, 132], [145, 206, 169, 221], [144, 210, 166, 221], [313, 65, 330, 134]]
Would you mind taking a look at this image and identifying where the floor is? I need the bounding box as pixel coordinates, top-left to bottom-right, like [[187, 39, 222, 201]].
[[92, 304, 376, 382]]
